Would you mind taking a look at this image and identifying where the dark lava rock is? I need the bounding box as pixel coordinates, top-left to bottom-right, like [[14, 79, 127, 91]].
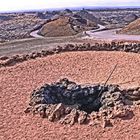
[[29, 78, 123, 112], [36, 12, 46, 19], [0, 15, 12, 21], [25, 78, 140, 126], [76, 9, 100, 23], [0, 56, 9, 60], [124, 14, 138, 22], [64, 9, 73, 14]]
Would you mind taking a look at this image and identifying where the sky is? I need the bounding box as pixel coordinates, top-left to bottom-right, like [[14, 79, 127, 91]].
[[0, 0, 140, 12]]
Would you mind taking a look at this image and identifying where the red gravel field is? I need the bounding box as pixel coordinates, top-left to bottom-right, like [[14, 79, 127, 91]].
[[0, 51, 140, 140]]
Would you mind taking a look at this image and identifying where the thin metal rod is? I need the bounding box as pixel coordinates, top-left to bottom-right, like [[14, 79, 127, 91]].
[[98, 63, 118, 97]]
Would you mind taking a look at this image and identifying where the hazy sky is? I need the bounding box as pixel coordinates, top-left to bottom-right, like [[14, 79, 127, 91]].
[[0, 0, 140, 12]]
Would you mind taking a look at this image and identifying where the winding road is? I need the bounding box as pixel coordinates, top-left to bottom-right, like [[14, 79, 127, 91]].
[[84, 25, 140, 41], [30, 24, 140, 42], [0, 24, 140, 57], [86, 24, 106, 34], [30, 30, 44, 38], [30, 24, 106, 38]]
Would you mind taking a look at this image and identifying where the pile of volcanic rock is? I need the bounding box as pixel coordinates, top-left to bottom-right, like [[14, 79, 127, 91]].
[[25, 78, 140, 127]]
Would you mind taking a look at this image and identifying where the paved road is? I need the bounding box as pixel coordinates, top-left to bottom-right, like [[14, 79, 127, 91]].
[[30, 24, 106, 39], [86, 24, 106, 35], [84, 28, 140, 41], [30, 30, 44, 38]]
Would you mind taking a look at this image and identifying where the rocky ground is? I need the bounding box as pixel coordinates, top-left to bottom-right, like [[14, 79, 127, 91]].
[[0, 13, 46, 42], [77, 8, 140, 30], [0, 50, 140, 140], [91, 8, 140, 29]]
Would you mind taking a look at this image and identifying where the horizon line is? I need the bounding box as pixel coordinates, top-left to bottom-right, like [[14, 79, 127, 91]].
[[0, 5, 140, 14]]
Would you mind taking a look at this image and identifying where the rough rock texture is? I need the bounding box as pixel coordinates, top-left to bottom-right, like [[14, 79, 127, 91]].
[[39, 16, 98, 37], [36, 12, 46, 19], [75, 9, 101, 24], [1, 51, 140, 139], [0, 15, 12, 21], [25, 78, 140, 126], [124, 13, 138, 22], [39, 17, 78, 37], [63, 9, 73, 14], [0, 13, 45, 41], [119, 18, 140, 35]]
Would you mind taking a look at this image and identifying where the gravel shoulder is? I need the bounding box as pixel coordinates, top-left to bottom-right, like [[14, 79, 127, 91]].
[[0, 51, 140, 140]]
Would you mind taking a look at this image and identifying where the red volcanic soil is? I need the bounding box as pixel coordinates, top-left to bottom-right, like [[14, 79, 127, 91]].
[[0, 51, 140, 140]]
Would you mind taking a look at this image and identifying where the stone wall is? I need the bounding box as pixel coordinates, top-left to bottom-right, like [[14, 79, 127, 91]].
[[0, 42, 140, 68]]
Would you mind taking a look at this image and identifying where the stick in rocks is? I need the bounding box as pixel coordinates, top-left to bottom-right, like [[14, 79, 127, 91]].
[[98, 63, 118, 97]]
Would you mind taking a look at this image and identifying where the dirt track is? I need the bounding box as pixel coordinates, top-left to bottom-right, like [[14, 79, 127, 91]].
[[0, 51, 140, 140], [0, 37, 79, 57]]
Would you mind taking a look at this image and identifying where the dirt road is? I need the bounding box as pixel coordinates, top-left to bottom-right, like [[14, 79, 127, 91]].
[[0, 37, 79, 57]]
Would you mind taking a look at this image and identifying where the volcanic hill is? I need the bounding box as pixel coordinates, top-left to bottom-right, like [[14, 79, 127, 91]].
[[118, 18, 140, 35], [39, 15, 98, 37]]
